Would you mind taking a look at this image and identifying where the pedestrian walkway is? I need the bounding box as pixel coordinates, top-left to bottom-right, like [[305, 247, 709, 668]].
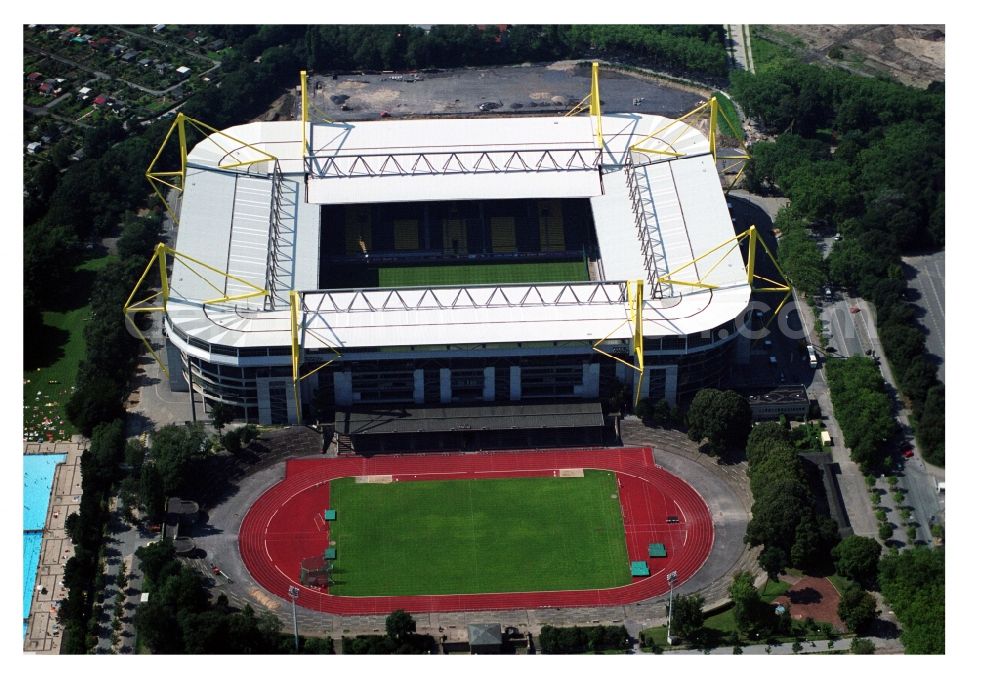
[[662, 636, 901, 655], [23, 438, 86, 654]]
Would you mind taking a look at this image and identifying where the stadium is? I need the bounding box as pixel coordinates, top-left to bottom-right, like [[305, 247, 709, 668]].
[[134, 66, 761, 450]]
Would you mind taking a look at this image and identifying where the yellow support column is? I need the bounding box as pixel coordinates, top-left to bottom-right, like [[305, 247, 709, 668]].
[[289, 290, 302, 424], [746, 225, 758, 286], [300, 70, 309, 161], [590, 61, 603, 151], [708, 97, 717, 160], [629, 279, 644, 405], [157, 243, 169, 313]]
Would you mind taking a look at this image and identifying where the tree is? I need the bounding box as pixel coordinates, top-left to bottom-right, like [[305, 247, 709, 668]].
[[790, 514, 840, 570], [210, 402, 236, 436], [149, 423, 207, 494], [850, 637, 876, 654], [385, 609, 416, 645], [878, 547, 944, 654], [687, 388, 752, 452], [838, 584, 878, 634], [877, 522, 893, 542], [135, 539, 178, 588], [729, 572, 767, 637], [139, 463, 166, 519], [65, 374, 125, 437], [832, 536, 882, 589], [758, 546, 787, 580], [222, 429, 243, 454], [652, 399, 672, 427], [634, 398, 653, 421], [671, 594, 704, 640]]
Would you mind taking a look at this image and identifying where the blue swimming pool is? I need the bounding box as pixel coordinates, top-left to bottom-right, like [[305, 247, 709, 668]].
[[23, 454, 66, 635]]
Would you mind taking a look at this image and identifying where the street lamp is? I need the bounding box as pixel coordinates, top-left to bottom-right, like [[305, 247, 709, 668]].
[[288, 585, 300, 652], [666, 570, 678, 645]]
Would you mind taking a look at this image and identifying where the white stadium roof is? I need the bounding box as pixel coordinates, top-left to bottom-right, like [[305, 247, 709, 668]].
[[168, 113, 750, 351]]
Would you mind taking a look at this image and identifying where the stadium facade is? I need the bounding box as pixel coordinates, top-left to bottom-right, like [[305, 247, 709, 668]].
[[155, 81, 753, 431]]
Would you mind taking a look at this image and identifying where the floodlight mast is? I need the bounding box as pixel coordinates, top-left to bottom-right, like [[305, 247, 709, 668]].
[[666, 570, 678, 645], [289, 585, 300, 651]]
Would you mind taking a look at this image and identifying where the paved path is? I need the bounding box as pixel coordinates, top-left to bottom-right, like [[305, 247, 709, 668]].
[[23, 439, 86, 654], [902, 251, 945, 382], [727, 25, 755, 73], [661, 635, 902, 655]]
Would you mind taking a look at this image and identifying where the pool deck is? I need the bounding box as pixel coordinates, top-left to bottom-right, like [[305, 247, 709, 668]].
[[23, 438, 85, 654]]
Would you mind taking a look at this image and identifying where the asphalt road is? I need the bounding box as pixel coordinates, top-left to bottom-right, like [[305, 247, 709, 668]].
[[902, 251, 945, 382], [727, 25, 755, 73]]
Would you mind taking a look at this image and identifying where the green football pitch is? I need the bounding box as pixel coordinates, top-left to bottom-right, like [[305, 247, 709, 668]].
[[378, 259, 589, 287], [326, 471, 630, 597]]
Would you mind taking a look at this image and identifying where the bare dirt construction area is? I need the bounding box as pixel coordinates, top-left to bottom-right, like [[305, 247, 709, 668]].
[[763, 25, 945, 88], [773, 575, 846, 632], [262, 62, 704, 124]]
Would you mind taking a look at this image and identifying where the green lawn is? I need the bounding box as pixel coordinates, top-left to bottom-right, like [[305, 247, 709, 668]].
[[749, 28, 799, 74], [378, 259, 589, 287], [326, 471, 630, 596], [712, 92, 744, 141], [23, 254, 114, 440]]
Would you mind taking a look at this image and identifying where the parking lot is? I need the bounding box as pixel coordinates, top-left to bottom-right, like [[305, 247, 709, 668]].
[[309, 62, 704, 121], [902, 251, 945, 382]]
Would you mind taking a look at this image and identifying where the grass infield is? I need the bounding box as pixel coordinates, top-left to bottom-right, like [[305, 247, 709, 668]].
[[326, 471, 630, 597], [378, 259, 589, 287]]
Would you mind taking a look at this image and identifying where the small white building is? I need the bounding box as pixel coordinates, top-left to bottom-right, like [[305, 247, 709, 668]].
[[176, 65, 192, 78], [26, 142, 42, 154], [153, 24, 166, 33], [78, 86, 92, 99]]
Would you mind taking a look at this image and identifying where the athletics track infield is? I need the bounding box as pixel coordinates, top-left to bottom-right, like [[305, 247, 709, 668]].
[[238, 447, 713, 615]]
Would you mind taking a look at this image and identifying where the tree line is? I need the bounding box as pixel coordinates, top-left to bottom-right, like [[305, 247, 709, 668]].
[[296, 24, 728, 79], [731, 60, 945, 466], [826, 356, 897, 472], [743, 422, 841, 578], [58, 420, 126, 652], [134, 539, 335, 654]]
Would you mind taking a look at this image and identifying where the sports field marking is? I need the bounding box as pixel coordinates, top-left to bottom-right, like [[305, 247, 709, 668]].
[[558, 468, 585, 477], [355, 475, 393, 484], [326, 470, 630, 597]]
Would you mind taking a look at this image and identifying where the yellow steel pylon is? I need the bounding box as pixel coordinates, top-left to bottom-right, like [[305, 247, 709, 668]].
[[289, 290, 342, 424], [145, 113, 279, 222], [300, 70, 309, 161], [565, 61, 604, 150], [592, 225, 793, 404], [123, 243, 270, 376], [628, 96, 750, 193], [592, 279, 645, 405]]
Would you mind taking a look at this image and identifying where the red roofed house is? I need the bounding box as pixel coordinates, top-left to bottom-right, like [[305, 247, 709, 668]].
[[66, 26, 80, 34], [39, 82, 53, 95], [27, 72, 42, 81], [93, 94, 108, 106]]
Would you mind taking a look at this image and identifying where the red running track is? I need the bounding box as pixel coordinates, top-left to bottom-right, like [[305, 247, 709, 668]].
[[238, 447, 713, 614]]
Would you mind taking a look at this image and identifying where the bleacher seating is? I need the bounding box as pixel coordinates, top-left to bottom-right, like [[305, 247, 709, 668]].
[[538, 200, 566, 252], [345, 206, 372, 254], [490, 217, 517, 253], [394, 219, 420, 250], [443, 219, 468, 255]]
